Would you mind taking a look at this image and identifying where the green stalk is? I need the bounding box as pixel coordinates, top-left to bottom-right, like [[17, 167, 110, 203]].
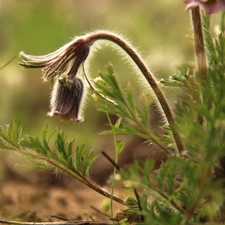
[[105, 109, 117, 217]]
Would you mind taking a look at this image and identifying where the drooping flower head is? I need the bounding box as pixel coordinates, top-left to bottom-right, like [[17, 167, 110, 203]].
[[184, 0, 225, 14], [20, 36, 92, 122], [20, 37, 91, 80], [48, 76, 85, 122]]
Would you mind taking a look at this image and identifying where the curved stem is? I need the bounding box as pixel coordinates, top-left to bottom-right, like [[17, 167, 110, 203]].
[[87, 31, 184, 155]]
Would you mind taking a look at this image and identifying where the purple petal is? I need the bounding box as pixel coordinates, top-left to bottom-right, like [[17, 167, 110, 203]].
[[49, 77, 85, 122]]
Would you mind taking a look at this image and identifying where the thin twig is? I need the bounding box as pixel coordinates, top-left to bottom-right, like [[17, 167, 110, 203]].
[[51, 215, 69, 221], [101, 151, 119, 170], [90, 206, 111, 218], [0, 219, 117, 225], [0, 54, 17, 70]]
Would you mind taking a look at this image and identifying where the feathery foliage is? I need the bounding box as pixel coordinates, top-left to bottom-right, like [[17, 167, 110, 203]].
[[89, 12, 225, 224], [94, 65, 172, 155], [1, 7, 225, 225], [0, 121, 97, 177]]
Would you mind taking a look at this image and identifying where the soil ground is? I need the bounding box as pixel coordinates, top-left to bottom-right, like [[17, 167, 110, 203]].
[[0, 168, 126, 223], [0, 111, 166, 223]]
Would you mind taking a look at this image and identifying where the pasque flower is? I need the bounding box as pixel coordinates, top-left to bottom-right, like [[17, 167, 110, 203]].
[[48, 76, 85, 122], [20, 36, 92, 122], [20, 30, 185, 153], [184, 0, 225, 14]]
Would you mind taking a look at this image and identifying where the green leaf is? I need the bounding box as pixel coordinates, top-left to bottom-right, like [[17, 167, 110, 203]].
[[0, 121, 22, 150], [125, 83, 135, 112], [71, 143, 98, 176], [124, 196, 139, 209], [115, 117, 123, 128], [136, 96, 150, 126], [101, 121, 145, 137], [95, 66, 126, 104], [116, 139, 125, 155]]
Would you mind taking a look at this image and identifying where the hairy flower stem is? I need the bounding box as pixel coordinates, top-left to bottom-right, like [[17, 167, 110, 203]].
[[191, 6, 208, 79], [87, 31, 184, 155], [45, 157, 125, 206], [191, 7, 208, 126]]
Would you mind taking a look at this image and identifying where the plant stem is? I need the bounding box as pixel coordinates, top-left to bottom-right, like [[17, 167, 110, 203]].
[[221, 12, 225, 33], [105, 110, 117, 217], [191, 6, 208, 79], [191, 7, 208, 126], [87, 31, 184, 155], [101, 151, 145, 222], [45, 156, 126, 206]]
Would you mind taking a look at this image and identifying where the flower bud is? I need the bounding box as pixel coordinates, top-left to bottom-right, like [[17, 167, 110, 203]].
[[48, 77, 85, 122], [20, 36, 91, 121]]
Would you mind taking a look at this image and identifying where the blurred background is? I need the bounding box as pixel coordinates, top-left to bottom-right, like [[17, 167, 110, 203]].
[[0, 0, 209, 220], [0, 0, 192, 144], [0, 0, 195, 189]]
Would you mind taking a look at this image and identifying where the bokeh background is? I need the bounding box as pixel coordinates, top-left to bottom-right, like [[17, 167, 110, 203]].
[[0, 0, 217, 220], [0, 0, 195, 194], [0, 0, 192, 142]]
